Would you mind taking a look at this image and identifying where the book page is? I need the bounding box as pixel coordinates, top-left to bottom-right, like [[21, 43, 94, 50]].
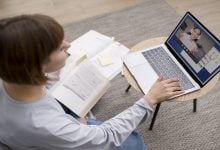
[[90, 42, 129, 80], [68, 30, 114, 61], [62, 63, 103, 101], [49, 61, 110, 117]]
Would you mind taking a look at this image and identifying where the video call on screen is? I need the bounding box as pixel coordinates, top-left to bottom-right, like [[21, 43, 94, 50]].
[[167, 15, 220, 84]]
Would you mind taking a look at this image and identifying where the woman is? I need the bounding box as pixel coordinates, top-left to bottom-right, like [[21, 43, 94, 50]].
[[179, 27, 201, 55], [0, 14, 183, 150]]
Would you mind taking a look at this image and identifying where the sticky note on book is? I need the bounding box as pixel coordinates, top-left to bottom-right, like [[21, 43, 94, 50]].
[[98, 54, 113, 66], [76, 54, 87, 65]]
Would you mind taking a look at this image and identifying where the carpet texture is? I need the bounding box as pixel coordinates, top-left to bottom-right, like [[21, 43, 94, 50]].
[[64, 0, 220, 149]]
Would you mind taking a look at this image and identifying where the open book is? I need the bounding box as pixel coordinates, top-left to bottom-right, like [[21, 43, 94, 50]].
[[47, 30, 129, 117]]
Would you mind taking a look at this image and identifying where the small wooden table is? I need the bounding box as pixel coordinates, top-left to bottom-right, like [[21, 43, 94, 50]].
[[123, 37, 219, 130]]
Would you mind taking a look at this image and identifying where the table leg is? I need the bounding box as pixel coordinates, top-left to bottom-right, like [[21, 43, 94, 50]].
[[125, 85, 131, 92], [193, 99, 197, 112], [149, 103, 161, 130]]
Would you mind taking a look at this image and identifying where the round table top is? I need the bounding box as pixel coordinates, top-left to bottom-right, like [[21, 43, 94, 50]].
[[123, 37, 219, 102]]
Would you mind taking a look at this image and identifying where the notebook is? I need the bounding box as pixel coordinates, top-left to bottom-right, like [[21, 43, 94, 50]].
[[122, 12, 220, 96]]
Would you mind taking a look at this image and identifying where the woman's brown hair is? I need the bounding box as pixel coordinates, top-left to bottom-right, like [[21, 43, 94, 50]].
[[0, 14, 64, 85]]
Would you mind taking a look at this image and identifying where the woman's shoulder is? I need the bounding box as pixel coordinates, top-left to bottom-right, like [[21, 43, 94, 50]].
[[30, 94, 64, 114]]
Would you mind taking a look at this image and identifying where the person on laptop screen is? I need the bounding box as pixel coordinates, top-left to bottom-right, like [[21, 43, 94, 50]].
[[172, 15, 220, 77], [0, 14, 183, 150], [179, 27, 201, 55]]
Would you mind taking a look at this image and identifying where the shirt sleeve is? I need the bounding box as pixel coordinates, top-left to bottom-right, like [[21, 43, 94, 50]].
[[37, 98, 153, 150], [0, 142, 12, 150]]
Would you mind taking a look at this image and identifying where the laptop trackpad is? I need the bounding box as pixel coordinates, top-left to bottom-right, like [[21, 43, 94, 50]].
[[129, 62, 158, 95]]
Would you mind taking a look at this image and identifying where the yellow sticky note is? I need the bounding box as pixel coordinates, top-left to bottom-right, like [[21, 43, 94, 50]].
[[98, 54, 113, 66], [76, 54, 87, 65]]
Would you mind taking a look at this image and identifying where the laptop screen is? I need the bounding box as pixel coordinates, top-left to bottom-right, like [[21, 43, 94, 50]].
[[166, 12, 220, 86]]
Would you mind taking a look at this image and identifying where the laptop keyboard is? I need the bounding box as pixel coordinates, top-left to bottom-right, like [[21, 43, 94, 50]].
[[142, 47, 194, 90]]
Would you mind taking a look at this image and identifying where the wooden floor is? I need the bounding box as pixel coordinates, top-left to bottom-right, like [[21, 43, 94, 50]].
[[0, 0, 219, 38]]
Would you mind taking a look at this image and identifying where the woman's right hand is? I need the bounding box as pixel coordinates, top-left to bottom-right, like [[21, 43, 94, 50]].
[[144, 76, 184, 107]]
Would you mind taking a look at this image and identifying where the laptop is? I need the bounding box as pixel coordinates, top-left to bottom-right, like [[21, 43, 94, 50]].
[[122, 12, 220, 96]]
